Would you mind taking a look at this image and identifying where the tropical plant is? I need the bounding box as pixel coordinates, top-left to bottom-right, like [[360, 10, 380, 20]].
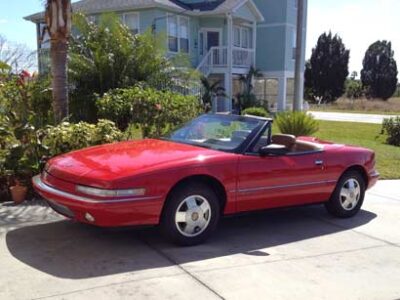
[[97, 86, 202, 137], [238, 66, 262, 109], [41, 119, 123, 157], [0, 75, 53, 128], [69, 13, 173, 122], [381, 117, 400, 146], [242, 107, 269, 118], [305, 32, 350, 104], [361, 41, 398, 100], [44, 0, 72, 123], [200, 76, 224, 112], [275, 111, 319, 136]]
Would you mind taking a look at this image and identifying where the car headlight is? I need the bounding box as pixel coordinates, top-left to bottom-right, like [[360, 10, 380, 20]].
[[76, 185, 146, 198]]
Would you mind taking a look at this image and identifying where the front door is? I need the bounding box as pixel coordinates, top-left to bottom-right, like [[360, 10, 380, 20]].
[[235, 128, 335, 212], [199, 29, 220, 61]]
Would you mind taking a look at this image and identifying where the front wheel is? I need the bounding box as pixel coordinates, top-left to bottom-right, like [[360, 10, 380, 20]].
[[325, 171, 366, 218], [160, 183, 220, 246]]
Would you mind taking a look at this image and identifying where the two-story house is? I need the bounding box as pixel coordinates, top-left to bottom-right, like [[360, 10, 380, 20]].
[[25, 0, 308, 112]]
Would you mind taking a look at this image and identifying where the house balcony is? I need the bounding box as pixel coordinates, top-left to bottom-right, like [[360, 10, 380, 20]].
[[197, 46, 255, 77]]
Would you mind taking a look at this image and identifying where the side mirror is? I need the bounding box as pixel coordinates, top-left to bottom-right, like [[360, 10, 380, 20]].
[[259, 144, 288, 156]]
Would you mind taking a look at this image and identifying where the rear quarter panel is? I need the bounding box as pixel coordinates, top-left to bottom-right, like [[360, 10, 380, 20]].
[[322, 143, 376, 187]]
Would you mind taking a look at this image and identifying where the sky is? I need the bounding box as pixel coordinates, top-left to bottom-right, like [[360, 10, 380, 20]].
[[0, 0, 400, 74]]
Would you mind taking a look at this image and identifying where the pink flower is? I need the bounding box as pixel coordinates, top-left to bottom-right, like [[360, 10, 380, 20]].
[[155, 104, 162, 110]]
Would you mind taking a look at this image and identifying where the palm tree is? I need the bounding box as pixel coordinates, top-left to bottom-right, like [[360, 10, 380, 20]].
[[238, 66, 262, 109], [44, 0, 72, 123], [200, 76, 225, 113]]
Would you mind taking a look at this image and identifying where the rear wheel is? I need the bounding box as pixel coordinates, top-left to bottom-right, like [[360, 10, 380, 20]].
[[161, 183, 220, 246], [325, 171, 365, 218]]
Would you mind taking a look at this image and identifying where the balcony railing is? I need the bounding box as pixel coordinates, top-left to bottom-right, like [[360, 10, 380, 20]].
[[197, 46, 255, 76]]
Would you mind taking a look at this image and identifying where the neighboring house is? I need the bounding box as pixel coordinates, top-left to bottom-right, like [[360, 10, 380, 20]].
[[25, 0, 308, 112]]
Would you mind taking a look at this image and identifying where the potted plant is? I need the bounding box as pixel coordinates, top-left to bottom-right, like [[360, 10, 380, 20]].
[[9, 176, 28, 204]]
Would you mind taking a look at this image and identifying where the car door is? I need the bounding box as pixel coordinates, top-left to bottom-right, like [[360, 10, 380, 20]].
[[236, 149, 333, 213]]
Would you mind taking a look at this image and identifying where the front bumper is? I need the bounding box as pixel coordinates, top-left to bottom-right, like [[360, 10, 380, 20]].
[[32, 175, 163, 227], [368, 170, 380, 189]]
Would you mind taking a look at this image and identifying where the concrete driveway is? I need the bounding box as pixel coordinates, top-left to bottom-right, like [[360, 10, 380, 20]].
[[309, 111, 398, 124], [1, 180, 400, 300]]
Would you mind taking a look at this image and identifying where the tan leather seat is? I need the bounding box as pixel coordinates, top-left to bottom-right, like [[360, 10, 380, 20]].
[[271, 134, 296, 150], [292, 140, 323, 152]]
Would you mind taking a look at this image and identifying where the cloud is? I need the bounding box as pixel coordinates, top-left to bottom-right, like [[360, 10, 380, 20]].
[[306, 0, 400, 74], [0, 19, 8, 24]]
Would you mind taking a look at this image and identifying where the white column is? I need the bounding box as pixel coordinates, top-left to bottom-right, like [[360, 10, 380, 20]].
[[277, 76, 287, 112], [226, 13, 233, 112], [252, 21, 257, 66]]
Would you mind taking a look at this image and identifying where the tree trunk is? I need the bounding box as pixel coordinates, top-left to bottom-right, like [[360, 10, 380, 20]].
[[50, 39, 68, 123]]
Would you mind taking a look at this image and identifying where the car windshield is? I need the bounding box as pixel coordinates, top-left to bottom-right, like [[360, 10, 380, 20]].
[[164, 114, 265, 152]]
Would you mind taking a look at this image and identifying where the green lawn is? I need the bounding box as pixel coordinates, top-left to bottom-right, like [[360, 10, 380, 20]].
[[274, 120, 400, 180]]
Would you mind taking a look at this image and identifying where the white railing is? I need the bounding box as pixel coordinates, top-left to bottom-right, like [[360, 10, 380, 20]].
[[233, 47, 255, 68], [197, 46, 254, 76], [197, 46, 227, 77]]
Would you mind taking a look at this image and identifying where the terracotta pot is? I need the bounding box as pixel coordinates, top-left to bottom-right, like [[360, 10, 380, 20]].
[[10, 184, 28, 204]]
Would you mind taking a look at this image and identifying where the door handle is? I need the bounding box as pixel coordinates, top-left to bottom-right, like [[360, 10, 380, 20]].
[[315, 160, 324, 166]]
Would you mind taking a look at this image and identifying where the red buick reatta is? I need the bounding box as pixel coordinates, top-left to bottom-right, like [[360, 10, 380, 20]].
[[33, 114, 379, 245]]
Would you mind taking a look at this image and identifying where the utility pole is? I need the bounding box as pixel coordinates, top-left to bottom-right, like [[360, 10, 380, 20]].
[[293, 0, 306, 111]]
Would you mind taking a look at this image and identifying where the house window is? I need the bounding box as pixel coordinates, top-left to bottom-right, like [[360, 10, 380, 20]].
[[38, 23, 50, 49], [241, 27, 250, 48], [199, 32, 204, 56], [234, 26, 241, 47], [123, 12, 140, 35], [168, 15, 178, 52], [233, 26, 252, 48], [292, 28, 297, 60], [168, 14, 190, 53], [179, 17, 189, 53]]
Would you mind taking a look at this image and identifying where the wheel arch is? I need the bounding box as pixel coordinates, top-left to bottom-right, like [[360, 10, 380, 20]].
[[163, 174, 228, 216], [342, 165, 369, 187]]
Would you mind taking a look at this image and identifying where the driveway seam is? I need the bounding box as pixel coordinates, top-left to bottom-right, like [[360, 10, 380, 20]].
[[138, 234, 225, 300], [30, 273, 189, 300], [309, 215, 400, 248], [182, 244, 388, 275]]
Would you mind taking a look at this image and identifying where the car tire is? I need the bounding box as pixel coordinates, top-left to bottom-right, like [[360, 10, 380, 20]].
[[325, 170, 366, 218], [160, 182, 220, 246]]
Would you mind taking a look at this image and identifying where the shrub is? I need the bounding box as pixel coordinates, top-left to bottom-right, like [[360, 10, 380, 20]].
[[41, 119, 123, 157], [381, 117, 400, 146], [275, 111, 319, 136], [242, 107, 269, 118], [97, 86, 202, 138], [346, 80, 363, 99]]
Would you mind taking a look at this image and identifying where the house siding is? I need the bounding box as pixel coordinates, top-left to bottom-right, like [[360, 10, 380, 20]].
[[253, 0, 300, 74]]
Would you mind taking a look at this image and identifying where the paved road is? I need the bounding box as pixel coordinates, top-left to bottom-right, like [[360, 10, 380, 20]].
[[1, 181, 400, 300], [309, 111, 398, 124]]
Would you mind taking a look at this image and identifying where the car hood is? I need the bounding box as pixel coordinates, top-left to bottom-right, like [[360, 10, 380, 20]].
[[46, 139, 226, 188]]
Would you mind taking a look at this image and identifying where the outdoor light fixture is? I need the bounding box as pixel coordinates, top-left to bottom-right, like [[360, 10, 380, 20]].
[[76, 185, 146, 198]]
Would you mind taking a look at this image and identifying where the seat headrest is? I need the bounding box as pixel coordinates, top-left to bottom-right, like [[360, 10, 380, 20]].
[[272, 134, 296, 146]]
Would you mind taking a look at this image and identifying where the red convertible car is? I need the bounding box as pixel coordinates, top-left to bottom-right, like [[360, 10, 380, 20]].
[[33, 114, 379, 245]]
